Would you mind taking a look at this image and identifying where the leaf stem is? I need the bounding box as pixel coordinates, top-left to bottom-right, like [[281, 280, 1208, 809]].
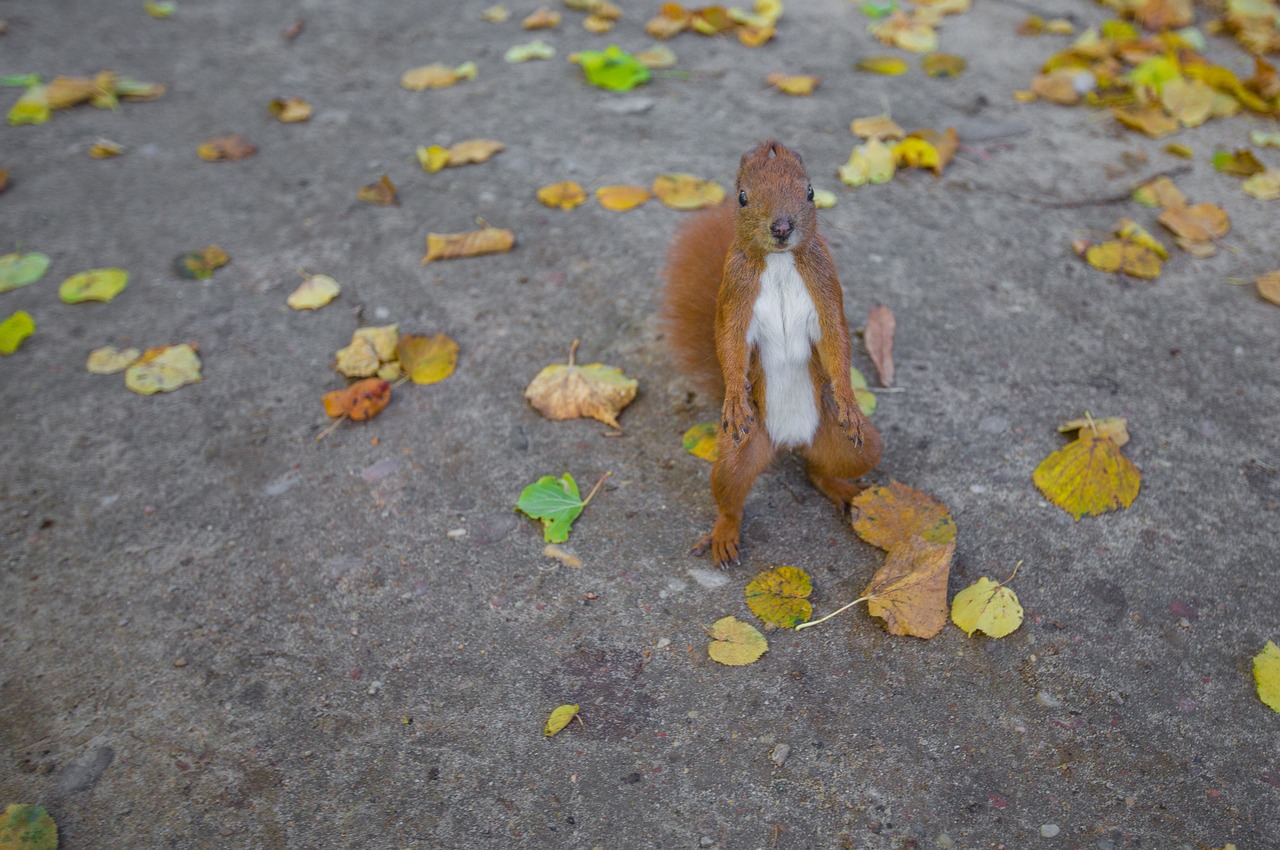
[[580, 470, 612, 508], [999, 560, 1023, 587], [794, 595, 872, 631], [568, 338, 580, 368], [315, 413, 348, 442]]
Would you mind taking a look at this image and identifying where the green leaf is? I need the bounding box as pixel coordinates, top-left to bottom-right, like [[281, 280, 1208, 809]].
[[0, 803, 58, 850], [59, 268, 129, 303], [1254, 641, 1280, 713], [516, 473, 584, 543], [0, 74, 42, 88], [0, 310, 35, 354], [574, 46, 651, 92], [0, 252, 51, 292], [544, 704, 580, 736], [745, 566, 813, 628], [859, 0, 897, 18], [850, 366, 877, 416], [145, 0, 177, 17]]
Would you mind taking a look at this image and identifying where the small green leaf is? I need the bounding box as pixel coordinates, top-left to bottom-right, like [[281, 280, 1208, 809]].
[[574, 46, 651, 92], [850, 366, 877, 416], [59, 268, 129, 303], [859, 0, 897, 18], [0, 74, 43, 88], [1254, 641, 1280, 713], [0, 310, 35, 354], [0, 252, 51, 292], [145, 0, 177, 17], [0, 803, 58, 850], [517, 473, 584, 543], [681, 422, 720, 463], [544, 704, 580, 736]]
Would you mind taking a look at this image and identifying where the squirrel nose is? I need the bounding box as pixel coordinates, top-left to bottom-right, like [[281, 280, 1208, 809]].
[[770, 217, 794, 242]]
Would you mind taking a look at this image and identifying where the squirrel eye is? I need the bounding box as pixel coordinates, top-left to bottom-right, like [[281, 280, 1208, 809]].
[[806, 185, 814, 202], [738, 190, 748, 207]]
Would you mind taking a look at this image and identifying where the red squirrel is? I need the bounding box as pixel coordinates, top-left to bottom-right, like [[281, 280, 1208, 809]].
[[661, 140, 883, 566]]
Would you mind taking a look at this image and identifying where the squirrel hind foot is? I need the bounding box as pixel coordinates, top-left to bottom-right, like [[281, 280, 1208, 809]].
[[690, 525, 741, 568]]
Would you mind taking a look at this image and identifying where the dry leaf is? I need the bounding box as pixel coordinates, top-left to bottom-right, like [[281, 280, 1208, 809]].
[[922, 53, 966, 77], [1111, 105, 1180, 138], [523, 6, 561, 28], [59, 268, 129, 303], [322, 378, 392, 421], [850, 114, 906, 140], [536, 181, 588, 210], [335, 325, 399, 378], [268, 97, 312, 122], [1115, 218, 1169, 259], [505, 40, 556, 62], [744, 566, 813, 629], [543, 544, 583, 568], [1085, 241, 1162, 279], [1033, 421, 1141, 520], [125, 343, 202, 394], [422, 225, 515, 263], [396, 333, 458, 384], [1059, 416, 1129, 446], [358, 174, 397, 205], [197, 133, 256, 161], [862, 539, 954, 638], [636, 44, 678, 69], [908, 127, 957, 175], [871, 11, 938, 53], [1258, 270, 1280, 306], [1213, 148, 1266, 176], [287, 274, 341, 310], [707, 616, 769, 666], [86, 346, 141, 374], [1030, 70, 1081, 104], [645, 4, 690, 39], [765, 73, 819, 95], [1158, 202, 1230, 245], [173, 245, 230, 280], [525, 346, 638, 428], [89, 139, 125, 158], [595, 185, 650, 211], [853, 480, 957, 551], [838, 139, 896, 187], [400, 61, 477, 90], [1242, 169, 1280, 200], [855, 56, 910, 76], [1133, 175, 1187, 209], [1160, 78, 1214, 127], [651, 174, 725, 210], [864, 304, 895, 387], [583, 14, 614, 33]]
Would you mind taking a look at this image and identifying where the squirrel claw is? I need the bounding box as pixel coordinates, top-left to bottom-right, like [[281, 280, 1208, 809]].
[[691, 527, 741, 568]]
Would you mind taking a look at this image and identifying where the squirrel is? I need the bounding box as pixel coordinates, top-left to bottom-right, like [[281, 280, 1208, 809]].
[[661, 139, 882, 566]]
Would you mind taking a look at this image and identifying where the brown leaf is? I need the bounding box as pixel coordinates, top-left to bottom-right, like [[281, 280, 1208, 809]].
[[852, 480, 957, 551], [524, 346, 639, 429], [422, 225, 515, 263], [322, 378, 391, 421], [1158, 202, 1230, 245], [1030, 70, 1080, 104], [197, 133, 257, 161], [864, 304, 896, 387], [850, 114, 906, 140], [1257, 270, 1280, 306], [1111, 105, 1180, 138], [268, 97, 312, 122], [357, 174, 398, 205], [522, 6, 561, 28], [862, 540, 954, 638]]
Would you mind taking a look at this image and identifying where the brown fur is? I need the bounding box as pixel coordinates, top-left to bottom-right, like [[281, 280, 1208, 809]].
[[660, 140, 883, 566]]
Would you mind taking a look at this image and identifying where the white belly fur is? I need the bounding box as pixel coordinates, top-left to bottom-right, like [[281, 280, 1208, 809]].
[[746, 252, 821, 447]]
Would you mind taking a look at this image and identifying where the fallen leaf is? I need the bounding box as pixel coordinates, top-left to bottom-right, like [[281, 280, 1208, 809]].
[[322, 377, 391, 420], [1059, 416, 1129, 446], [894, 137, 939, 172], [1254, 641, 1280, 713], [335, 325, 399, 378], [583, 14, 615, 33], [1164, 142, 1194, 158], [838, 139, 896, 187], [850, 366, 877, 416], [543, 544, 582, 568], [1030, 70, 1082, 104], [862, 539, 954, 638], [268, 96, 312, 122], [1213, 148, 1265, 176], [1115, 218, 1170, 259], [707, 615, 769, 666], [812, 188, 837, 208], [0, 168, 7, 192], [358, 174, 397, 205], [736, 24, 776, 46], [197, 133, 256, 161], [544, 704, 580, 736], [1242, 168, 1280, 200], [745, 566, 813, 628], [172, 245, 229, 280], [287, 273, 341, 310], [651, 173, 725, 210], [125, 343, 202, 394], [682, 422, 720, 462], [871, 10, 938, 53], [951, 574, 1024, 638], [1158, 202, 1230, 245], [523, 6, 561, 28], [86, 345, 141, 374], [1085, 240, 1162, 279], [850, 114, 906, 140], [765, 73, 819, 95], [0, 251, 50, 292], [909, 127, 957, 175], [144, 0, 176, 18], [536, 181, 589, 210], [922, 53, 966, 77], [505, 40, 556, 62], [481, 5, 511, 23], [1133, 175, 1187, 209], [855, 56, 910, 76], [0, 804, 57, 850], [1257, 270, 1280, 305], [400, 61, 477, 91], [595, 185, 650, 211], [89, 138, 126, 158], [861, 0, 899, 18], [525, 344, 638, 428], [853, 480, 956, 550], [1111, 104, 1180, 138], [572, 46, 652, 91], [1251, 129, 1280, 149], [396, 333, 458, 384], [1134, 0, 1193, 31], [422, 225, 516, 263], [59, 268, 128, 303], [7, 85, 51, 126], [864, 303, 895, 387], [645, 4, 690, 39], [1033, 419, 1141, 520], [516, 473, 586, 543], [1160, 77, 1214, 127], [0, 310, 35, 355], [691, 5, 736, 35], [415, 145, 451, 173], [636, 44, 678, 69]]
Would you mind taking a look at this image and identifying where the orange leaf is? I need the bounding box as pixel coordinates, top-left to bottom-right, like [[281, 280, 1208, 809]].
[[322, 378, 392, 421], [852, 480, 957, 551], [358, 174, 398, 205], [862, 539, 954, 638], [422, 225, 516, 263], [536, 181, 588, 210], [595, 185, 651, 211]]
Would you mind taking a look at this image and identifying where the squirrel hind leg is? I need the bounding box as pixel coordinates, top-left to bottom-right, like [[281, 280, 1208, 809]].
[[800, 415, 883, 511], [692, 428, 775, 567]]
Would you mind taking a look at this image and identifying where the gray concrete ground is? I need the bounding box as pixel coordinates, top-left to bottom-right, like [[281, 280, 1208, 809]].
[[2, 0, 1278, 847]]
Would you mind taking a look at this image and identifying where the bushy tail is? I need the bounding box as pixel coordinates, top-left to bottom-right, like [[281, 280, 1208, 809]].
[[660, 203, 735, 401]]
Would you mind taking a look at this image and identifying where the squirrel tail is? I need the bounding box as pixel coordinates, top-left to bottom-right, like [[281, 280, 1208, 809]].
[[660, 202, 734, 400]]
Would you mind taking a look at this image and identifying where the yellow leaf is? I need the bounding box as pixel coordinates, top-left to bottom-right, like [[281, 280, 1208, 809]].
[[1030, 70, 1081, 104], [1058, 415, 1129, 447], [536, 181, 588, 210], [525, 353, 638, 429], [922, 53, 966, 77], [838, 139, 896, 187], [1086, 239, 1161, 280], [86, 345, 141, 374], [1159, 77, 1213, 127], [89, 139, 126, 158], [636, 45, 678, 69], [545, 704, 580, 736], [582, 14, 614, 33], [595, 185, 650, 211], [1256, 642, 1280, 713], [736, 24, 775, 46], [1257, 270, 1280, 306], [7, 85, 52, 125], [707, 616, 768, 666], [415, 144, 451, 173], [850, 114, 905, 140], [286, 274, 341, 310], [481, 4, 510, 22], [863, 540, 954, 638], [744, 566, 813, 628], [504, 40, 556, 62], [1111, 104, 1180, 138], [645, 4, 690, 39], [1132, 175, 1187, 209], [812, 188, 837, 208], [1033, 429, 1141, 520], [764, 73, 819, 95], [522, 6, 561, 28], [855, 56, 910, 76], [124, 343, 202, 394], [144, 0, 176, 18], [1158, 202, 1230, 245], [400, 61, 477, 90], [0, 310, 35, 355], [1164, 142, 1194, 159], [853, 480, 957, 550], [396, 333, 458, 385], [59, 268, 129, 303], [1113, 218, 1169, 260], [423, 225, 516, 263], [197, 133, 256, 161], [682, 422, 719, 462], [651, 174, 725, 210], [951, 576, 1024, 638], [1242, 169, 1280, 201], [893, 137, 939, 171], [335, 325, 399, 378], [448, 139, 506, 165], [871, 11, 938, 53], [357, 174, 397, 205], [268, 96, 312, 122]]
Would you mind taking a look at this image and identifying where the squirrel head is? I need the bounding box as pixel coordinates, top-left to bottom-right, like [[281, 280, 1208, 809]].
[[734, 140, 816, 255]]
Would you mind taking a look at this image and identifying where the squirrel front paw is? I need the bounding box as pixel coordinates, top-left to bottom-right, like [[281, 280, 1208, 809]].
[[721, 393, 755, 445]]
